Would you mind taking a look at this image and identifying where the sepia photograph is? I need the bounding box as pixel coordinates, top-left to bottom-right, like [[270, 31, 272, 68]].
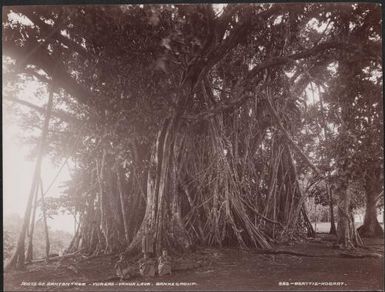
[[2, 2, 384, 291]]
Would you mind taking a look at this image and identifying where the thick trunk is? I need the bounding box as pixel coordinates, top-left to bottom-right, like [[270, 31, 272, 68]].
[[125, 118, 192, 256], [336, 183, 363, 248], [358, 187, 383, 238], [95, 150, 124, 254]]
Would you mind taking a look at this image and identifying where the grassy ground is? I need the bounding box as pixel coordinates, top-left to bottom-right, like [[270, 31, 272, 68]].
[[311, 222, 384, 233], [3, 235, 384, 291]]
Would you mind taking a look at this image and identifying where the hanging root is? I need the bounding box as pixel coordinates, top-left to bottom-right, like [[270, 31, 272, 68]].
[[60, 95, 314, 257]]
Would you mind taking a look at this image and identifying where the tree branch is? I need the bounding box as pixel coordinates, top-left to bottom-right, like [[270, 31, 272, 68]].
[[4, 96, 80, 124], [3, 40, 95, 107], [185, 37, 375, 122], [15, 8, 89, 59], [265, 94, 322, 176]]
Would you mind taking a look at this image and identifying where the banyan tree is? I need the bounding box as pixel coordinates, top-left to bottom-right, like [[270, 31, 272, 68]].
[[3, 3, 382, 270]]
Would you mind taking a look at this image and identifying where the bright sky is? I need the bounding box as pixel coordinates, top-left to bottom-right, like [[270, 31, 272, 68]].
[[3, 83, 75, 235]]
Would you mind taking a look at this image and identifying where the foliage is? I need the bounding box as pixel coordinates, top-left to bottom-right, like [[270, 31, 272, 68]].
[[3, 214, 72, 260], [4, 230, 15, 259], [2, 3, 382, 261]]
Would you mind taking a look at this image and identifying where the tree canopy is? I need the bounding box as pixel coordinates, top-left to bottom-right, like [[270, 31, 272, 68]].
[[3, 3, 383, 270]]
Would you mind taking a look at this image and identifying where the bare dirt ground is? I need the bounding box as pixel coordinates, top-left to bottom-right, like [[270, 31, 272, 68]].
[[4, 235, 384, 291]]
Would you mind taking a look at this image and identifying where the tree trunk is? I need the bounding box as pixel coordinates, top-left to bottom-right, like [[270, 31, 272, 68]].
[[327, 185, 337, 235], [125, 118, 192, 256], [39, 178, 50, 259], [25, 186, 39, 263], [318, 89, 337, 235], [358, 174, 384, 238], [117, 169, 130, 242], [5, 85, 54, 271], [336, 182, 363, 248]]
